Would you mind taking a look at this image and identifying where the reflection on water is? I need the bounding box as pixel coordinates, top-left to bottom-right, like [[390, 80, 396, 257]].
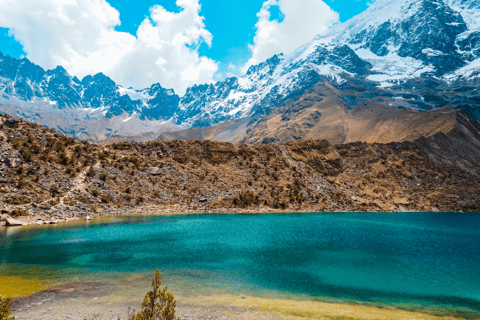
[[1, 212, 480, 313]]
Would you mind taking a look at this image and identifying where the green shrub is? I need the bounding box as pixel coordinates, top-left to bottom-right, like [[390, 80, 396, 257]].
[[26, 167, 36, 176], [26, 135, 34, 144], [233, 190, 259, 208], [50, 184, 59, 195], [91, 189, 100, 197], [0, 296, 15, 320], [7, 197, 26, 206], [15, 166, 24, 175], [86, 167, 95, 177], [101, 194, 110, 203], [128, 270, 179, 320], [65, 166, 76, 176], [272, 200, 287, 210], [97, 152, 109, 160], [58, 152, 70, 165], [11, 208, 27, 217], [21, 149, 32, 162], [54, 141, 65, 152], [17, 179, 27, 188]]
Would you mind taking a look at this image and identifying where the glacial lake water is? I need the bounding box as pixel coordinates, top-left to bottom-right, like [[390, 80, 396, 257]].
[[1, 212, 480, 313]]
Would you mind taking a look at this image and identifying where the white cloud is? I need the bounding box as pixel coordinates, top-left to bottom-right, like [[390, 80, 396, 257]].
[[243, 0, 339, 73], [0, 0, 135, 77], [225, 63, 239, 78], [0, 0, 217, 95]]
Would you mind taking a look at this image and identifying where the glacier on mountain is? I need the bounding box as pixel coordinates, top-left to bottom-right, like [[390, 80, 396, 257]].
[[0, 0, 480, 140]]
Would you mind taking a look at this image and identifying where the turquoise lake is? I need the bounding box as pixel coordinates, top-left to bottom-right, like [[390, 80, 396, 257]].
[[1, 212, 480, 313]]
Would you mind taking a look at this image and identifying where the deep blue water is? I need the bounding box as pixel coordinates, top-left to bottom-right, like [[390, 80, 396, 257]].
[[1, 212, 480, 312]]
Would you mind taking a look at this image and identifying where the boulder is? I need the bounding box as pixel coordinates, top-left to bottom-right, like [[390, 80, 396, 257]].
[[5, 118, 18, 128], [86, 216, 92, 221], [6, 157, 21, 168], [147, 167, 162, 176], [6, 219, 24, 227]]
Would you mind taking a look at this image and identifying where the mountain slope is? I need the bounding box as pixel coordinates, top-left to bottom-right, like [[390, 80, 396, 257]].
[[0, 0, 480, 142], [240, 82, 461, 145], [1, 113, 479, 228]]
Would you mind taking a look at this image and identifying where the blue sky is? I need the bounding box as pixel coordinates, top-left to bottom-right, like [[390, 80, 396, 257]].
[[0, 0, 372, 93], [106, 0, 370, 77]]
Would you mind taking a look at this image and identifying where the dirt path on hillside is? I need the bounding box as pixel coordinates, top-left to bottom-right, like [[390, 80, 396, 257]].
[[56, 162, 101, 208], [279, 145, 297, 169], [34, 162, 100, 212]]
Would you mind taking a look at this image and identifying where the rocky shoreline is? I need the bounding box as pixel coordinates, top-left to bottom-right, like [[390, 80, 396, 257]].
[[0, 204, 281, 227], [1, 113, 480, 227], [2, 203, 466, 228]]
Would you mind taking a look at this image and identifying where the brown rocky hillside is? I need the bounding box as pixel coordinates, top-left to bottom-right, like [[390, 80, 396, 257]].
[[106, 82, 466, 147], [1, 112, 479, 225]]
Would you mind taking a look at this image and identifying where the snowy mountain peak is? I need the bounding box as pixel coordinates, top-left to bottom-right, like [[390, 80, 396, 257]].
[[448, 0, 480, 9], [246, 54, 285, 76], [1, 0, 480, 141]]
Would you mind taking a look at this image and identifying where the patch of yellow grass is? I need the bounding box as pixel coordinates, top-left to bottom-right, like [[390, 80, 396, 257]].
[[181, 294, 460, 320], [0, 275, 48, 298]]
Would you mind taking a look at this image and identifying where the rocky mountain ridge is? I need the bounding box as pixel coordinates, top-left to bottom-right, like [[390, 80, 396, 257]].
[[1, 0, 480, 141]]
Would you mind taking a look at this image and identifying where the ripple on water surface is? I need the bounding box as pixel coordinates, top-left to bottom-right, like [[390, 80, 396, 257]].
[[1, 212, 480, 315]]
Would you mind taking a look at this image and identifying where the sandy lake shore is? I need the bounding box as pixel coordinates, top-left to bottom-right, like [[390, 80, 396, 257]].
[[7, 275, 469, 320]]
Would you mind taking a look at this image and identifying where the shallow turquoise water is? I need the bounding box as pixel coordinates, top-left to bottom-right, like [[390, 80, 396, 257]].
[[1, 212, 480, 312]]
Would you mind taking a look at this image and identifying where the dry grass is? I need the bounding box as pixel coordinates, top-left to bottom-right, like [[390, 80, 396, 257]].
[[0, 113, 479, 219]]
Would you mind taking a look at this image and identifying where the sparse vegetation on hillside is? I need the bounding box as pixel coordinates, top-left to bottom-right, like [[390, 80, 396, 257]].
[[0, 113, 479, 224]]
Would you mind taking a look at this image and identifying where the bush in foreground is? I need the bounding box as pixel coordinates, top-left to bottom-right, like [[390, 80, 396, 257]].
[[0, 297, 14, 320], [129, 270, 179, 320]]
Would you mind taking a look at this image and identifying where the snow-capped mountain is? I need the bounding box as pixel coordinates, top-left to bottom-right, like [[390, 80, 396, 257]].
[[0, 53, 180, 118], [0, 43, 372, 132], [177, 0, 480, 126], [1, 0, 480, 141], [316, 0, 480, 83], [327, 0, 467, 72]]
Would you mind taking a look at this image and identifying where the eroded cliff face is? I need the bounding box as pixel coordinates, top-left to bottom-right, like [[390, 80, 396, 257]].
[[1, 113, 479, 226]]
